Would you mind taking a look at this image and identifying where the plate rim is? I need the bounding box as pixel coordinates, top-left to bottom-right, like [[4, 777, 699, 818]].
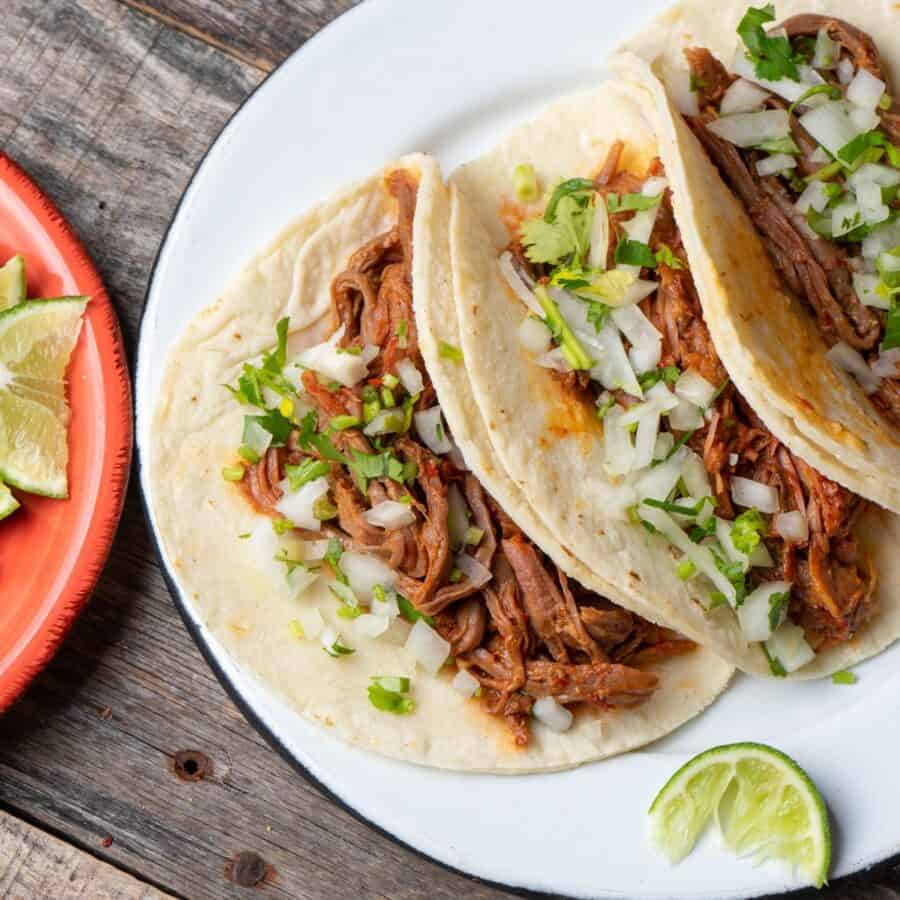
[[131, 2, 891, 897], [0, 151, 133, 711]]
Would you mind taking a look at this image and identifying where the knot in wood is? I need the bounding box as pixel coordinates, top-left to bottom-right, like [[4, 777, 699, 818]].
[[171, 749, 212, 782], [226, 851, 270, 887]]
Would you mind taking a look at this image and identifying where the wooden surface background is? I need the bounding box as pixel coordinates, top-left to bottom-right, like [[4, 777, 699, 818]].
[[0, 2, 898, 898]]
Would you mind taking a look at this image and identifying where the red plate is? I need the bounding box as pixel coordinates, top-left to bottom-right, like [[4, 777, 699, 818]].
[[0, 153, 132, 711]]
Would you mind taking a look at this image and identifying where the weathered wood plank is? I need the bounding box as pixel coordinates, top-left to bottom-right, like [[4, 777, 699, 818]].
[[0, 809, 173, 899], [118, 0, 360, 71]]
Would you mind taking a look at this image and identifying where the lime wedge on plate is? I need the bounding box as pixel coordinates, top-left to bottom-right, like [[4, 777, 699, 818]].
[[649, 742, 831, 888], [0, 481, 19, 519], [0, 254, 26, 311], [0, 297, 89, 498]]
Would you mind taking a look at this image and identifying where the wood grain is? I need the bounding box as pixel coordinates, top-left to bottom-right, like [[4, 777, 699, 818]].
[[0, 0, 897, 898], [0, 810, 173, 899]]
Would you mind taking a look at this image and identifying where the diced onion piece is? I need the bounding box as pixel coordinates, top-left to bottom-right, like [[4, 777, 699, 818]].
[[795, 180, 831, 215], [838, 58, 855, 85], [681, 450, 712, 502], [603, 405, 635, 476], [798, 64, 825, 87], [799, 102, 862, 156], [645, 381, 680, 413], [729, 453, 739, 466], [588, 194, 610, 269], [304, 538, 332, 559], [634, 447, 687, 504], [274, 476, 330, 531], [364, 500, 416, 530], [730, 476, 779, 514], [371, 588, 400, 618], [589, 322, 643, 398], [773, 510, 809, 544], [354, 613, 390, 639], [455, 553, 492, 588], [720, 78, 770, 115], [731, 49, 808, 102], [674, 369, 717, 409], [809, 146, 831, 165], [532, 696, 573, 733], [706, 110, 790, 148], [451, 668, 481, 698], [756, 154, 797, 177], [849, 104, 880, 134], [847, 68, 886, 110], [749, 541, 774, 569], [849, 163, 900, 191], [518, 316, 552, 354], [363, 408, 405, 437], [612, 305, 662, 374], [766, 622, 816, 673], [297, 334, 371, 387], [287, 565, 319, 596], [812, 28, 838, 70], [499, 252, 543, 316], [831, 200, 862, 238], [668, 399, 704, 431], [536, 347, 573, 372], [663, 64, 699, 116], [826, 341, 882, 394], [641, 506, 737, 605], [616, 279, 659, 308], [414, 406, 452, 454], [856, 181, 889, 226], [642, 176, 668, 197], [653, 431, 675, 461], [633, 404, 662, 472], [853, 272, 889, 310], [872, 348, 900, 379], [447, 484, 470, 549], [862, 220, 900, 261], [242, 418, 272, 456], [405, 619, 450, 675], [395, 358, 424, 395], [295, 607, 324, 640], [342, 551, 396, 598], [715, 516, 750, 572], [738, 581, 793, 642]]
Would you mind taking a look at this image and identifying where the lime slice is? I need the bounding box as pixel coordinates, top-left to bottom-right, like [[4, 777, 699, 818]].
[[0, 255, 26, 311], [0, 481, 19, 519], [0, 297, 89, 498], [649, 742, 831, 888]]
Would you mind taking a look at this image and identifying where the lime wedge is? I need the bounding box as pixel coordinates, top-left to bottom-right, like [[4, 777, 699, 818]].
[[0, 481, 19, 519], [649, 742, 831, 888], [0, 255, 26, 311], [0, 297, 89, 498]]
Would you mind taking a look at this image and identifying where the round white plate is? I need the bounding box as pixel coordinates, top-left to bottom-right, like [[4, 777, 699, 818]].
[[136, 1, 900, 896]]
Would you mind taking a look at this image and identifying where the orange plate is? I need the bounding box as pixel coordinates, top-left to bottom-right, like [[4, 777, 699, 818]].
[[0, 153, 132, 711]]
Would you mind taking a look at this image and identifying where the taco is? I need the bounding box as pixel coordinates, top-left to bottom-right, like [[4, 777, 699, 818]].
[[616, 1, 900, 511], [447, 83, 900, 679], [148, 154, 730, 772]]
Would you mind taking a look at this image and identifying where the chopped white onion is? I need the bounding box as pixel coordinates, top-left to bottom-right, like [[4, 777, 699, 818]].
[[455, 553, 492, 588], [274, 476, 330, 532], [730, 476, 780, 514], [862, 220, 900, 260], [653, 431, 675, 460], [738, 581, 793, 642], [795, 180, 831, 215], [615, 279, 659, 308], [242, 418, 272, 456], [812, 28, 838, 70], [799, 101, 862, 156], [668, 398, 704, 431], [809, 146, 831, 165], [853, 272, 889, 310], [831, 200, 862, 238], [632, 405, 662, 471], [589, 322, 643, 398], [532, 696, 574, 733], [720, 78, 770, 115], [354, 613, 390, 639], [451, 668, 481, 698], [518, 316, 552, 354], [642, 176, 668, 197], [341, 551, 396, 598], [849, 164, 900, 191], [849, 104, 880, 134], [675, 369, 717, 409], [603, 405, 635, 476], [588, 194, 610, 269], [405, 619, 450, 675], [363, 500, 416, 530], [729, 452, 739, 467], [414, 406, 452, 454], [395, 358, 424, 395], [749, 541, 774, 569], [756, 153, 797, 177], [838, 58, 855, 85], [363, 409, 402, 437], [634, 447, 686, 503], [646, 381, 680, 413], [371, 588, 400, 618], [297, 330, 371, 387], [286, 565, 319, 596], [536, 347, 573, 373], [681, 450, 712, 502], [294, 606, 324, 640], [773, 510, 809, 544], [766, 622, 815, 673], [612, 305, 662, 374], [499, 251, 543, 316], [847, 68, 886, 111], [731, 49, 809, 102], [871, 348, 900, 379], [706, 109, 790, 148], [447, 484, 470, 549], [715, 516, 750, 572], [826, 341, 882, 394], [663, 63, 699, 116], [856, 181, 890, 226]]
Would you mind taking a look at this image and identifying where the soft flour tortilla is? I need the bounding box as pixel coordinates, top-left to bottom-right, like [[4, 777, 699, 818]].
[[614, 0, 900, 513], [148, 153, 731, 773], [448, 84, 900, 677]]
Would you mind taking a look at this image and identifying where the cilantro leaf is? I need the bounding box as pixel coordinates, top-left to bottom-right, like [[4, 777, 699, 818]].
[[768, 590, 790, 632], [883, 298, 900, 352], [606, 192, 663, 214], [542, 178, 595, 221], [247, 408, 293, 446], [586, 300, 612, 333], [397, 594, 434, 625], [655, 244, 685, 270], [737, 4, 803, 82], [520, 218, 576, 265], [614, 239, 657, 269], [637, 365, 681, 390]]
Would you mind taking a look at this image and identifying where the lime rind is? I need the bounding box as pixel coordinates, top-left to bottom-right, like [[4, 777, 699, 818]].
[[0, 254, 26, 312], [0, 481, 19, 520], [648, 742, 831, 889]]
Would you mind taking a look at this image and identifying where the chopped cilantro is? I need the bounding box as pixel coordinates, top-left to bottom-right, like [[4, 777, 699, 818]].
[[521, 181, 595, 268], [831, 669, 857, 685], [397, 594, 434, 625], [763, 644, 787, 677], [247, 408, 294, 446], [737, 4, 803, 82], [368, 679, 414, 714], [285, 458, 330, 490], [324, 639, 354, 658], [638, 366, 681, 391], [757, 135, 801, 155], [768, 590, 790, 632], [883, 298, 900, 352], [731, 508, 767, 555], [606, 192, 662, 214], [655, 244, 685, 270], [323, 538, 347, 584], [614, 239, 657, 269]]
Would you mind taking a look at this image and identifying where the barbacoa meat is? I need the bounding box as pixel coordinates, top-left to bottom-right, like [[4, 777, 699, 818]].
[[238, 167, 692, 745]]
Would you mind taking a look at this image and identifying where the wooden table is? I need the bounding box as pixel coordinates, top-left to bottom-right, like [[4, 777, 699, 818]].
[[0, 2, 897, 898]]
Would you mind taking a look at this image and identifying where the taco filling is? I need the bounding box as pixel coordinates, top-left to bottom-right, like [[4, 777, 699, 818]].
[[678, 6, 900, 427], [501, 143, 876, 674], [221, 168, 694, 744]]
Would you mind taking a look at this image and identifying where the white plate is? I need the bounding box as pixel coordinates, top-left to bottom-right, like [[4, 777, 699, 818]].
[[136, 1, 900, 896]]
